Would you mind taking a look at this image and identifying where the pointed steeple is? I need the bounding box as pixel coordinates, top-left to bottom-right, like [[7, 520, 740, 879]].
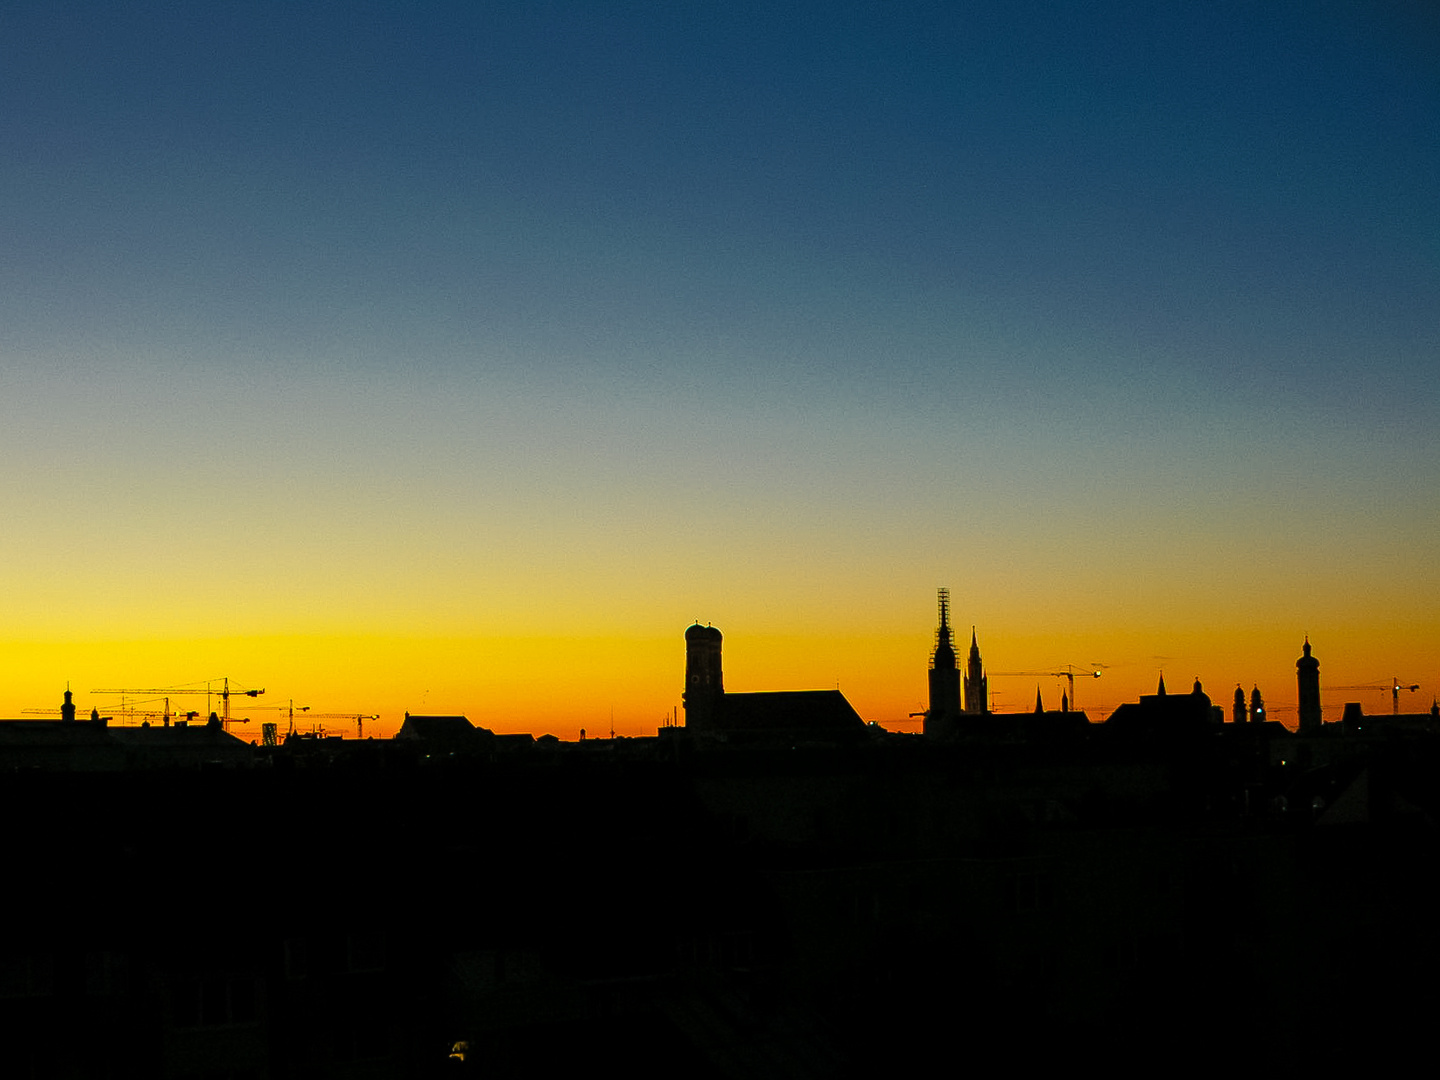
[[1034, 686, 1044, 713], [963, 625, 988, 715], [1157, 672, 1167, 696]]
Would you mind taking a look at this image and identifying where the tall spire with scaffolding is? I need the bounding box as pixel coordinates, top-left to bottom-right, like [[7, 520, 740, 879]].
[[926, 589, 962, 738]]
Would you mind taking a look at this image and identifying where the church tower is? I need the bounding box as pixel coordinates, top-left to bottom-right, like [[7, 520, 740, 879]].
[[1297, 637, 1321, 734], [963, 628, 988, 715], [926, 589, 962, 738], [684, 624, 724, 731]]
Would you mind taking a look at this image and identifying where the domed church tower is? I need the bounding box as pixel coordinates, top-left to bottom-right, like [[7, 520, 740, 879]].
[[684, 624, 724, 731]]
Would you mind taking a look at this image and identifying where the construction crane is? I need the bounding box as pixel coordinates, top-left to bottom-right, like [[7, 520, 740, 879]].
[[1330, 679, 1423, 716], [1392, 678, 1421, 714], [90, 679, 264, 730], [230, 700, 310, 734], [301, 713, 380, 739], [991, 665, 1104, 711], [239, 701, 380, 739]]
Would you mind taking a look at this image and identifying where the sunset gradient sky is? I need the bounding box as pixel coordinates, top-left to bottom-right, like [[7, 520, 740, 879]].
[[3, 2, 1436, 735]]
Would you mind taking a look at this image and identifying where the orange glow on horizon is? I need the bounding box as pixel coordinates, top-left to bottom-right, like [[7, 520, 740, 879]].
[[2, 611, 1434, 740]]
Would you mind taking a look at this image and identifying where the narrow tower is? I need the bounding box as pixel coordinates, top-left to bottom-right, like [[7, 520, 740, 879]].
[[1233, 685, 1247, 724], [963, 629, 989, 715], [1296, 638, 1321, 734], [683, 624, 724, 731], [926, 589, 962, 738]]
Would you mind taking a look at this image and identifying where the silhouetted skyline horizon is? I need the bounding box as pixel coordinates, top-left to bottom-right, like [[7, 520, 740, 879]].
[[3, 615, 1432, 740]]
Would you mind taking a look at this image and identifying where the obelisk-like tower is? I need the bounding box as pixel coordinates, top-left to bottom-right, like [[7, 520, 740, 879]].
[[1297, 638, 1321, 734]]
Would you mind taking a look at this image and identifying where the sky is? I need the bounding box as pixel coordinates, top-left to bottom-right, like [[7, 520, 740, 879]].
[[2, 1, 1437, 735]]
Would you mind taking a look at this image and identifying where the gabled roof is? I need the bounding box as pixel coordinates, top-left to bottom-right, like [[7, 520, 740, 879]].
[[715, 691, 865, 733], [110, 722, 254, 767], [396, 714, 478, 744], [1104, 688, 1217, 735]]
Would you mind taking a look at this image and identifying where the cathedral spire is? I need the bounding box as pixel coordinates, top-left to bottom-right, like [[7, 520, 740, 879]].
[[963, 626, 988, 715]]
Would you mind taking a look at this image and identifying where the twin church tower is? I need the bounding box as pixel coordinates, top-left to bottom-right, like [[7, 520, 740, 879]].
[[925, 588, 988, 738]]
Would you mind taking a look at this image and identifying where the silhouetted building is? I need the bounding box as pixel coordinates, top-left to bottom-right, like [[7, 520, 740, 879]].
[[682, 623, 864, 739], [0, 718, 125, 771], [1233, 685, 1247, 724], [1297, 638, 1321, 733], [1105, 676, 1221, 734], [110, 721, 254, 769], [0, 703, 253, 771], [683, 623, 724, 730], [395, 713, 484, 753], [1335, 701, 1440, 736], [926, 589, 962, 738], [963, 628, 988, 715]]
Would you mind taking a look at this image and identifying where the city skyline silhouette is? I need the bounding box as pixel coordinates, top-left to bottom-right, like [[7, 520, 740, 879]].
[[3, 4, 1436, 1072], [2, 617, 1438, 1075]]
